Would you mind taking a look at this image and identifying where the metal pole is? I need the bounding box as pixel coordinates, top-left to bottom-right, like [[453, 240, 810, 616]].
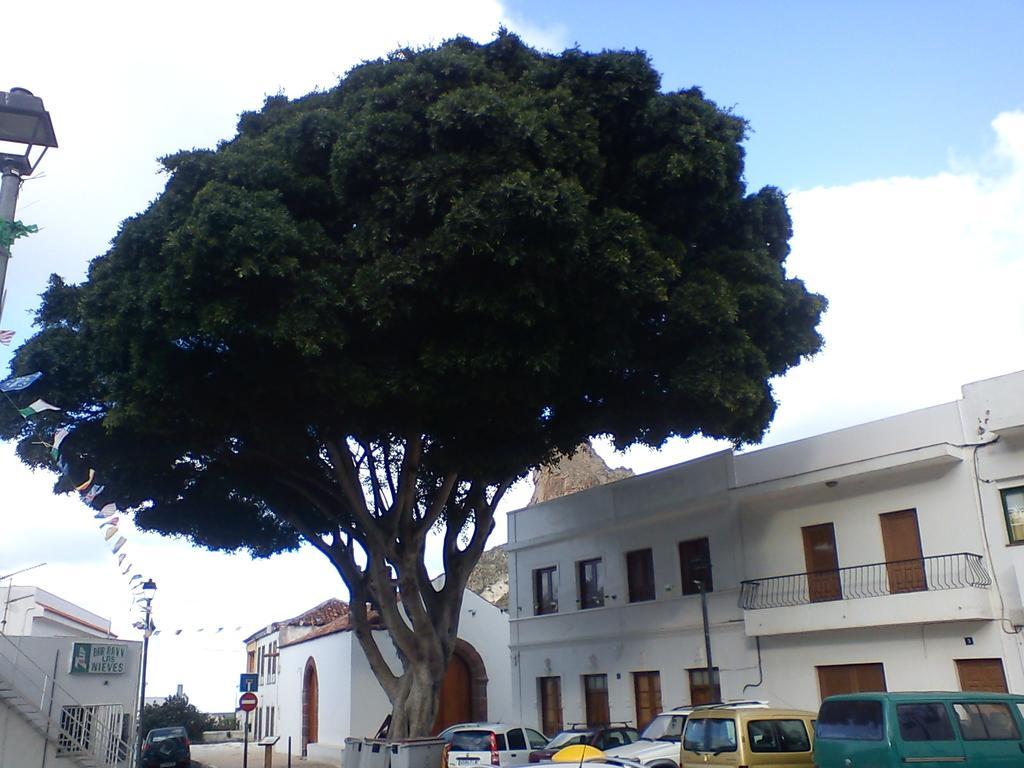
[[243, 709, 250, 768], [39, 650, 59, 768], [288, 735, 292, 767], [699, 580, 714, 698], [134, 606, 152, 768], [0, 169, 21, 324]]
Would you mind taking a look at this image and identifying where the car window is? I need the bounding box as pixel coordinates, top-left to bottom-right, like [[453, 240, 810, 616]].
[[496, 734, 507, 750], [897, 703, 955, 742], [450, 731, 494, 751], [600, 731, 625, 749], [953, 703, 1021, 741], [682, 718, 737, 753], [817, 700, 884, 741], [507, 729, 526, 750], [547, 732, 589, 749], [747, 720, 810, 753], [776, 720, 811, 751], [623, 728, 639, 743], [641, 714, 686, 742], [526, 729, 548, 749]]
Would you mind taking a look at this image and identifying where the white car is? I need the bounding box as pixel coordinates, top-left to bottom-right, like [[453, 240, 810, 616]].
[[440, 722, 549, 767], [604, 702, 767, 768]]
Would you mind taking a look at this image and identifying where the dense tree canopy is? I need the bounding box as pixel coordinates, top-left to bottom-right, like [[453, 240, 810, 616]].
[[140, 695, 214, 742], [1, 33, 824, 735]]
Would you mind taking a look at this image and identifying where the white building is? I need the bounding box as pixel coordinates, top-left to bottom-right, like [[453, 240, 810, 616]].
[[250, 588, 511, 764], [1, 585, 115, 638], [507, 369, 1024, 734], [0, 587, 141, 767]]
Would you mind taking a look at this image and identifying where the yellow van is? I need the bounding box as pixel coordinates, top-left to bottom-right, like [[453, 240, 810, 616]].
[[679, 705, 817, 768]]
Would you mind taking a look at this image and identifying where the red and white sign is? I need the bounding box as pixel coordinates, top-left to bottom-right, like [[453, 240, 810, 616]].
[[239, 692, 258, 712]]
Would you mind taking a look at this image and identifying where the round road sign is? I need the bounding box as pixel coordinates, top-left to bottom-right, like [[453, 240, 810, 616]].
[[239, 691, 258, 712]]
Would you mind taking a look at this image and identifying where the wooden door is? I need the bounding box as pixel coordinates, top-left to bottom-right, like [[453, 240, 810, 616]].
[[956, 658, 1009, 693], [302, 658, 319, 751], [432, 652, 472, 735], [880, 509, 926, 593], [803, 523, 842, 602], [817, 663, 887, 700], [584, 674, 610, 726], [633, 671, 663, 730], [539, 677, 563, 736]]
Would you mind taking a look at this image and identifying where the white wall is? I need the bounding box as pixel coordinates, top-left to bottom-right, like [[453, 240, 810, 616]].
[[0, 635, 141, 767], [0, 586, 114, 638], [278, 631, 352, 761]]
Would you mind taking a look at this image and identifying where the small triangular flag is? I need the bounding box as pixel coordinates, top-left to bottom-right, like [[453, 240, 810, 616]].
[[111, 536, 126, 554], [18, 399, 60, 418], [51, 428, 70, 460], [75, 469, 96, 493], [104, 526, 119, 541]]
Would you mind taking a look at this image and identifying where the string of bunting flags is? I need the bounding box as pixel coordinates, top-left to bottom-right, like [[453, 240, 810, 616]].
[[2, 369, 259, 640], [0, 369, 149, 600]]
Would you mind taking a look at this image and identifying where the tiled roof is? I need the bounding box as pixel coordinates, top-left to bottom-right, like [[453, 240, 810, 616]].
[[244, 598, 350, 642], [279, 607, 385, 648]]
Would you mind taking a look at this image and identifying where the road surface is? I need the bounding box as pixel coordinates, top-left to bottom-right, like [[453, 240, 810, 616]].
[[191, 742, 339, 768]]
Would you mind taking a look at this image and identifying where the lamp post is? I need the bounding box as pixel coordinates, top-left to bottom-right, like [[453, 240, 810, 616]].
[[135, 579, 157, 768], [0, 87, 58, 324]]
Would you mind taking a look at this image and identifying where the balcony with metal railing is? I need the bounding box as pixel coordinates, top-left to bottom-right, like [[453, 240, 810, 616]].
[[739, 552, 995, 636]]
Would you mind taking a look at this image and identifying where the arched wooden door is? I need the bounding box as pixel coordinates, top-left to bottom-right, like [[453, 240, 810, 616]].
[[302, 658, 319, 754], [432, 652, 472, 735]]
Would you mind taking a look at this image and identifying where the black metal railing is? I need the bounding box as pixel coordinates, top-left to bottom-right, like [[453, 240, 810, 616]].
[[739, 552, 991, 610]]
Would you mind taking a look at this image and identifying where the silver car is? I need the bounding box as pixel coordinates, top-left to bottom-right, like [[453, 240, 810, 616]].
[[440, 722, 550, 767]]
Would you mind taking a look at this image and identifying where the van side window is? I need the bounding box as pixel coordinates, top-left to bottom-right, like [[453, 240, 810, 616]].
[[817, 700, 884, 741], [748, 720, 810, 752], [682, 718, 737, 752], [953, 703, 1021, 740], [897, 704, 955, 741]]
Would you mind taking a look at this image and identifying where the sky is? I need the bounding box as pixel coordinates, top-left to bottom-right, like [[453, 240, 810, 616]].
[[1, 1, 1023, 712]]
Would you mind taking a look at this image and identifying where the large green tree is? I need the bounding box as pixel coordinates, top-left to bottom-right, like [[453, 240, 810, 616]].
[[1, 33, 825, 736]]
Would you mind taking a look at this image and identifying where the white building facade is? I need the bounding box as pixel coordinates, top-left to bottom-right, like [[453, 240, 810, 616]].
[[0, 588, 141, 767], [507, 370, 1024, 734], [273, 589, 512, 764]]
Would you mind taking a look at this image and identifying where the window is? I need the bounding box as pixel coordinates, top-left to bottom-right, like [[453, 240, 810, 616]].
[[688, 667, 721, 706], [583, 674, 610, 726], [247, 649, 256, 674], [747, 720, 811, 752], [1002, 486, 1024, 544], [59, 706, 93, 754], [538, 677, 563, 735], [679, 538, 712, 595], [682, 718, 737, 752], [507, 729, 527, 750], [626, 549, 656, 603], [897, 703, 954, 741], [633, 671, 663, 731], [534, 567, 558, 615], [816, 700, 884, 741], [953, 702, 1021, 740], [526, 729, 549, 748], [578, 558, 605, 609]]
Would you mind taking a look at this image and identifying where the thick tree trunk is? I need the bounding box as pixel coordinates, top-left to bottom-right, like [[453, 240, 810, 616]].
[[275, 436, 511, 739]]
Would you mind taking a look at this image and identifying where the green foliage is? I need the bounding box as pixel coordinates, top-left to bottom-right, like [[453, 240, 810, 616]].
[[0, 220, 38, 250], [140, 695, 214, 742], [0, 32, 825, 555]]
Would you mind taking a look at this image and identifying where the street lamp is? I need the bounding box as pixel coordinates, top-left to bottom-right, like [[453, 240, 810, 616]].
[[0, 87, 58, 324], [134, 579, 157, 768]]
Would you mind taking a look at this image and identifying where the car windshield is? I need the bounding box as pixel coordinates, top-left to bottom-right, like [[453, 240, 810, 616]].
[[547, 731, 592, 749], [641, 714, 686, 742]]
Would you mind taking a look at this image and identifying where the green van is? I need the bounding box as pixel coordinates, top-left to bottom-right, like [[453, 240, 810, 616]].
[[814, 691, 1024, 768]]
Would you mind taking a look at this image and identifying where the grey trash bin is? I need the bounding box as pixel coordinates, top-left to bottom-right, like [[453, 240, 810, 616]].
[[345, 737, 365, 768], [389, 738, 447, 768], [362, 738, 391, 768]]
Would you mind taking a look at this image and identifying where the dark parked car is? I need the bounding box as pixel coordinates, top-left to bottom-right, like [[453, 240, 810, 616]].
[[141, 726, 191, 768], [529, 725, 640, 762]]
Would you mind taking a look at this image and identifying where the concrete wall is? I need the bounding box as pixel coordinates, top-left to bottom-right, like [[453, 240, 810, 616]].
[[0, 586, 113, 638]]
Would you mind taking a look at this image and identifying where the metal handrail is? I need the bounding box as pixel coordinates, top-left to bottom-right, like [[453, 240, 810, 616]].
[[0, 629, 132, 766], [739, 552, 991, 610]]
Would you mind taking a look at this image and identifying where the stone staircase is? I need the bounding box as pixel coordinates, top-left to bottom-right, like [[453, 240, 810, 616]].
[[0, 631, 130, 767]]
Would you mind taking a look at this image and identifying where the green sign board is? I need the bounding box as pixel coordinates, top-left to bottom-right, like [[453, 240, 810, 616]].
[[70, 642, 129, 675]]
